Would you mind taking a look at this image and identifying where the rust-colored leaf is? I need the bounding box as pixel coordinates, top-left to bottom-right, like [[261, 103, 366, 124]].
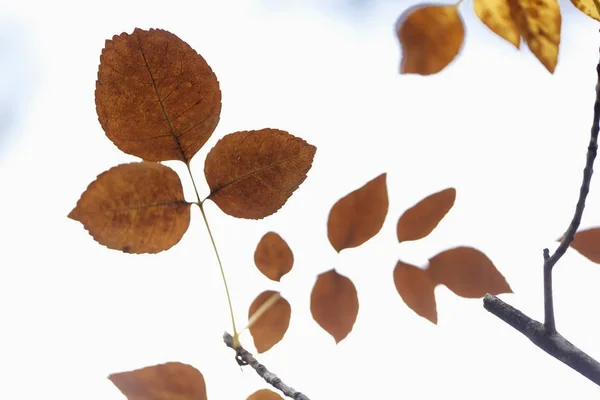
[[68, 162, 191, 254], [427, 247, 512, 298], [568, 228, 600, 263], [327, 173, 388, 252], [247, 389, 284, 400], [109, 362, 207, 400], [571, 0, 600, 21], [393, 261, 437, 324], [310, 269, 358, 343], [474, 0, 521, 48], [204, 129, 316, 219], [96, 28, 221, 162], [397, 187, 456, 243], [254, 232, 294, 281], [248, 290, 291, 353], [396, 4, 465, 75]]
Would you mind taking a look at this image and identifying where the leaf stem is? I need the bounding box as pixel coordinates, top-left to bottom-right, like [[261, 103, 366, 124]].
[[243, 291, 281, 333]]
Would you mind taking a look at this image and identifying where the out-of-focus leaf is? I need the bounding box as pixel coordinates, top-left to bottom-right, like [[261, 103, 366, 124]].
[[474, 0, 521, 48], [393, 261, 437, 324], [254, 232, 294, 281], [570, 0, 600, 21], [568, 228, 600, 263], [397, 188, 456, 243], [247, 389, 284, 400], [248, 290, 291, 353]]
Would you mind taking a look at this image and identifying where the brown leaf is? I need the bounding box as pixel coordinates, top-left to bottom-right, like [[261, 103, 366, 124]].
[[397, 187, 456, 243], [204, 129, 316, 219], [474, 0, 521, 48], [254, 232, 294, 281], [310, 269, 358, 343], [247, 389, 284, 400], [427, 247, 512, 298], [109, 362, 207, 400], [571, 0, 600, 21], [96, 28, 221, 162], [568, 228, 600, 263], [393, 261, 437, 324], [248, 290, 291, 353], [327, 173, 388, 252], [396, 4, 465, 75], [68, 162, 191, 254]]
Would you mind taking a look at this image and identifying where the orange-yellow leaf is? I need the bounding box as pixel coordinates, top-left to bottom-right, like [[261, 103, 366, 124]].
[[393, 261, 437, 324], [249, 290, 291, 353], [474, 0, 521, 48], [204, 129, 316, 219], [96, 28, 221, 162], [427, 247, 512, 298], [310, 269, 358, 343], [397, 187, 456, 243], [254, 232, 294, 281], [571, 0, 600, 21], [247, 389, 284, 400], [568, 228, 600, 263], [68, 162, 191, 254], [109, 362, 207, 400], [327, 173, 388, 252], [396, 4, 465, 75]]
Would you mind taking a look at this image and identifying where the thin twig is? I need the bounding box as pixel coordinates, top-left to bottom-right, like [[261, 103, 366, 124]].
[[223, 332, 311, 400]]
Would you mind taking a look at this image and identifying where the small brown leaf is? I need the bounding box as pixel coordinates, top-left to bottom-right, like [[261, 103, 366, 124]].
[[327, 173, 388, 252], [397, 187, 456, 243], [254, 232, 294, 281], [247, 389, 284, 400], [568, 228, 600, 263], [310, 269, 359, 343], [474, 0, 521, 48], [109, 362, 207, 400], [248, 290, 291, 353], [96, 28, 221, 162], [393, 261, 437, 324], [204, 129, 316, 219], [571, 0, 600, 21], [427, 247, 512, 298], [69, 162, 191, 254], [396, 4, 465, 75]]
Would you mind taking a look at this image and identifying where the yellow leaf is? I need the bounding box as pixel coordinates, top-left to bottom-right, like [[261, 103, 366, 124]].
[[397, 188, 456, 243], [474, 0, 521, 48], [254, 232, 294, 281], [570, 0, 600, 21], [248, 290, 291, 353]]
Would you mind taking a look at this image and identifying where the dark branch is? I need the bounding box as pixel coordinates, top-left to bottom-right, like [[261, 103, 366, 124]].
[[223, 332, 311, 400]]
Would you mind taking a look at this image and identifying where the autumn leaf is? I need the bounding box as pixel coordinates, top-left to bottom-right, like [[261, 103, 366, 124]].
[[109, 362, 207, 400], [204, 129, 316, 219], [96, 28, 221, 162], [327, 173, 388, 252], [247, 389, 284, 400], [427, 247, 512, 298], [310, 269, 359, 343], [568, 228, 600, 263], [393, 261, 438, 324], [473, 0, 521, 48], [396, 4, 465, 75], [397, 187, 456, 243], [571, 0, 600, 21], [248, 290, 291, 353], [69, 162, 191, 254], [254, 232, 294, 281]]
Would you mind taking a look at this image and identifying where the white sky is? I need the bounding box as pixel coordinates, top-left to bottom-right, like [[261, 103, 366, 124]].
[[1, 0, 599, 398]]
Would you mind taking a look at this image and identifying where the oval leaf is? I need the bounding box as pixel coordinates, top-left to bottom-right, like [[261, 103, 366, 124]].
[[248, 290, 291, 353], [568, 228, 600, 263], [397, 187, 456, 243], [393, 261, 437, 324], [327, 173, 388, 252], [109, 362, 207, 400], [247, 389, 284, 400], [571, 0, 600, 21], [68, 162, 191, 254], [96, 28, 221, 162], [254, 232, 294, 281], [310, 269, 359, 343], [205, 129, 316, 219], [396, 4, 465, 75], [474, 0, 520, 48], [427, 247, 512, 298]]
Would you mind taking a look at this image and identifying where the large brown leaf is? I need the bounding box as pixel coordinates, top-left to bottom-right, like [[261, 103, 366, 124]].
[[109, 362, 207, 400], [204, 129, 316, 219], [68, 162, 191, 254], [247, 389, 284, 400], [393, 261, 437, 324], [568, 228, 600, 263], [397, 187, 455, 243], [254, 232, 294, 281], [96, 28, 221, 162], [327, 173, 388, 252], [310, 269, 358, 343], [427, 247, 512, 298], [248, 290, 291, 353]]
